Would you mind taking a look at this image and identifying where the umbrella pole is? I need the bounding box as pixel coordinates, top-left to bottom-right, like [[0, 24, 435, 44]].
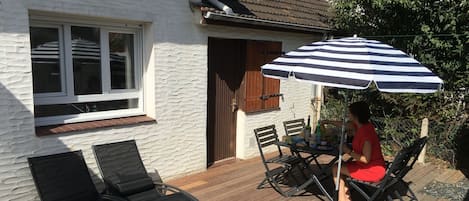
[[334, 91, 349, 201]]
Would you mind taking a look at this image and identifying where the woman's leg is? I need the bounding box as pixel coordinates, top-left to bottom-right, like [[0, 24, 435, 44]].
[[332, 163, 351, 201]]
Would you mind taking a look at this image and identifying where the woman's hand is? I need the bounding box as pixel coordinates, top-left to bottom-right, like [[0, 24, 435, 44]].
[[344, 141, 372, 164]]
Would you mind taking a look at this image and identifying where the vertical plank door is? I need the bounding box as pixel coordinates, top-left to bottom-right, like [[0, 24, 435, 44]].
[[207, 38, 245, 166]]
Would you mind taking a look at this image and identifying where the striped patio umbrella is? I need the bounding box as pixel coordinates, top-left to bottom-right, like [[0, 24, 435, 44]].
[[261, 36, 443, 93], [261, 36, 443, 201]]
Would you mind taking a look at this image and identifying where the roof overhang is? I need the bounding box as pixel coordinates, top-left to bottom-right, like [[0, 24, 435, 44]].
[[202, 11, 331, 34]]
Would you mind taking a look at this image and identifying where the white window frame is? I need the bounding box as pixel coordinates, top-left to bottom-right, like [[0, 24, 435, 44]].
[[30, 18, 145, 126]]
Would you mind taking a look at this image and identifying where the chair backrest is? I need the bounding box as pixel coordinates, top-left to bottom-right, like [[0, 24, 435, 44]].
[[380, 137, 428, 190], [283, 119, 305, 137], [397, 136, 428, 177], [93, 140, 150, 185], [28, 151, 100, 201], [254, 125, 282, 167], [377, 146, 413, 192]]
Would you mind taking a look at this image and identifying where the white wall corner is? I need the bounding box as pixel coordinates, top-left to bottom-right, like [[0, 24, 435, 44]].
[[143, 22, 156, 119], [236, 110, 247, 159]]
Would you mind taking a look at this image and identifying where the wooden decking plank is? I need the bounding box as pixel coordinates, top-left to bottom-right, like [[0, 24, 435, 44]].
[[167, 154, 450, 201], [191, 167, 265, 199], [178, 180, 208, 191], [435, 168, 458, 183], [446, 170, 465, 184], [411, 167, 439, 192]]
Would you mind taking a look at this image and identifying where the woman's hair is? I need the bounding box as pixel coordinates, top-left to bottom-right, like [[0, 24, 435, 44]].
[[349, 101, 371, 124]]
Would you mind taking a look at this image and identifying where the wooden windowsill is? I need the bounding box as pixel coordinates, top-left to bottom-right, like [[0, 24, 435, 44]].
[[35, 115, 156, 137], [244, 107, 281, 115]]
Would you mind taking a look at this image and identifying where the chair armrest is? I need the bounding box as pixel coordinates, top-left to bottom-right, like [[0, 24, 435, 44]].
[[153, 182, 199, 201], [101, 194, 128, 201], [265, 157, 301, 168], [346, 177, 380, 188], [275, 141, 291, 148]]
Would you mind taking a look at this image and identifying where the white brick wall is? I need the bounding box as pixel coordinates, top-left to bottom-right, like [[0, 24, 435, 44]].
[[0, 0, 321, 200]]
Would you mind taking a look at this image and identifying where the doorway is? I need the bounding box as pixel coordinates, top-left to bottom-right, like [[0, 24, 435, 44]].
[[206, 38, 246, 167]]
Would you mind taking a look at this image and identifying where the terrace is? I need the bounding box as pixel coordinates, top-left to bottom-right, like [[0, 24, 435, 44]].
[[168, 153, 466, 201]]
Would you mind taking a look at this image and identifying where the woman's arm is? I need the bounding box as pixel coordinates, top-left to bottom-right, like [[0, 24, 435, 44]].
[[344, 141, 372, 164]]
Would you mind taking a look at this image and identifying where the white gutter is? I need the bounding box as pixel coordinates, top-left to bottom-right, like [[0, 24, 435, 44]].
[[207, 0, 234, 15], [203, 11, 331, 33]]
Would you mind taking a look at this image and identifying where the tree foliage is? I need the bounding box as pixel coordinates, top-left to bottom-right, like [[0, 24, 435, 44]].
[[328, 0, 469, 166], [331, 0, 469, 90]]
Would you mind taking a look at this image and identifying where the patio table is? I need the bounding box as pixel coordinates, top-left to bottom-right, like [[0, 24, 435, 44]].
[[276, 141, 339, 200], [277, 141, 339, 179]]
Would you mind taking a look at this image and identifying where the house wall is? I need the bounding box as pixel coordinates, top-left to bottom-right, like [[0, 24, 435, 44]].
[[0, 0, 322, 200], [198, 20, 323, 159]]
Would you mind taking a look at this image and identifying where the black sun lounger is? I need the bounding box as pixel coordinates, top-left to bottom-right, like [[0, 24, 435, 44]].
[[28, 151, 127, 201], [93, 140, 198, 201]]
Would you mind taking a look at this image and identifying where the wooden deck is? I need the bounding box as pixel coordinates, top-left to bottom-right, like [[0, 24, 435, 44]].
[[168, 154, 466, 201]]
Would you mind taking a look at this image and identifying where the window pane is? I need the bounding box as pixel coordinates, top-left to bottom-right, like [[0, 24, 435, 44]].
[[71, 26, 102, 95], [34, 99, 139, 117], [30, 27, 62, 93], [109, 33, 135, 89]]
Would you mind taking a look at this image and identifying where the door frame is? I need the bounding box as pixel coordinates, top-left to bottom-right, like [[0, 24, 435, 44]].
[[206, 37, 246, 167]]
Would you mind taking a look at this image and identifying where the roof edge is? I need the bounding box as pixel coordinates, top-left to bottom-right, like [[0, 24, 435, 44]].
[[203, 11, 331, 33]]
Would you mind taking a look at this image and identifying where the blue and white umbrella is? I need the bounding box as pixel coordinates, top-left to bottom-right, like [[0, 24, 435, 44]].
[[261, 36, 443, 93], [261, 36, 443, 201]]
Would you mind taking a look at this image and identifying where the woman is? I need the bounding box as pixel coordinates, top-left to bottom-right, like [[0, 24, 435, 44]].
[[329, 101, 386, 201]]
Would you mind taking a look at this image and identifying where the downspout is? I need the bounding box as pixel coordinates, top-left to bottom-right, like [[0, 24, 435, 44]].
[[207, 0, 234, 15]]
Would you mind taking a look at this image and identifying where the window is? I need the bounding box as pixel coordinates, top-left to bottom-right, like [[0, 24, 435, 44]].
[[30, 20, 144, 126], [242, 40, 281, 113]]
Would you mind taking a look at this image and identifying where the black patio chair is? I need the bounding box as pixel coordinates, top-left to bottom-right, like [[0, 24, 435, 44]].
[[283, 119, 305, 137], [254, 125, 312, 197], [28, 151, 127, 201], [92, 140, 198, 201], [346, 136, 428, 201]]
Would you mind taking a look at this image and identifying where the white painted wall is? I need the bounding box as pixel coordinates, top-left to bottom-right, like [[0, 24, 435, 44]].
[[0, 0, 322, 200], [237, 79, 318, 159]]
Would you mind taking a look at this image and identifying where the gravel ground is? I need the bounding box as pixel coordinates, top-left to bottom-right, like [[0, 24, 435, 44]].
[[423, 178, 469, 201]]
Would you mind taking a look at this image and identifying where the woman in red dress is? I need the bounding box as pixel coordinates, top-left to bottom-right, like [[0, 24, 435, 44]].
[[330, 101, 386, 201]]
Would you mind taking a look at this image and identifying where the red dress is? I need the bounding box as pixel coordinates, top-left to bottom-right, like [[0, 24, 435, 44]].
[[347, 122, 386, 182]]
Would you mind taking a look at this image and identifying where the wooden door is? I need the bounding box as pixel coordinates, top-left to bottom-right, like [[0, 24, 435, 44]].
[[207, 38, 245, 166]]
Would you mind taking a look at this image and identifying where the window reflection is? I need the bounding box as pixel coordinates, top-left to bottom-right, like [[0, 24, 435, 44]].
[[109, 33, 135, 89], [71, 26, 102, 95], [30, 27, 62, 93]]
